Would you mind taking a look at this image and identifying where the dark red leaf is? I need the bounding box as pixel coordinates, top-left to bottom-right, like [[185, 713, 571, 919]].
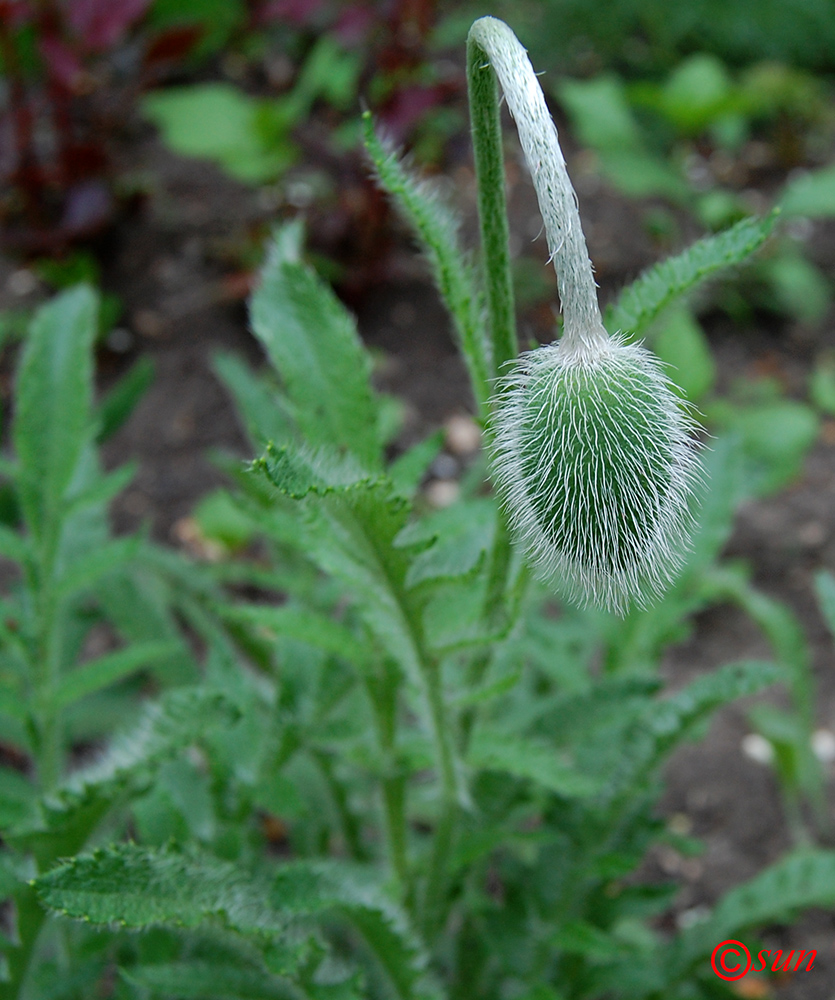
[[39, 34, 85, 91], [62, 141, 107, 182], [379, 83, 446, 142], [143, 25, 203, 68], [0, 0, 32, 27], [257, 0, 325, 28], [334, 3, 374, 46], [63, 0, 151, 51]]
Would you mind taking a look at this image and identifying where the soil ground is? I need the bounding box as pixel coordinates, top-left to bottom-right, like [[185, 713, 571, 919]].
[[3, 113, 835, 998]]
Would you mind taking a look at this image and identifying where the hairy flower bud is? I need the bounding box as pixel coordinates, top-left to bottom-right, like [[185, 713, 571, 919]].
[[491, 337, 701, 613], [469, 17, 703, 613]]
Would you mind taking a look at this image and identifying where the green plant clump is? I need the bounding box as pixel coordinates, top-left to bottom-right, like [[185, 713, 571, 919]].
[[2, 16, 835, 1000]]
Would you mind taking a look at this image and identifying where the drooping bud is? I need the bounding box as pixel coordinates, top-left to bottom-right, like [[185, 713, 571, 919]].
[[469, 17, 703, 613]]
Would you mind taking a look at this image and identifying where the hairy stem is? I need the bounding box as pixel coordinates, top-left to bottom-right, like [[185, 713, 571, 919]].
[[468, 17, 607, 353], [467, 29, 518, 377]]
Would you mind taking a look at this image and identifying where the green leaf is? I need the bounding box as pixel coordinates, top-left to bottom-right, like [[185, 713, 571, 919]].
[[557, 75, 642, 153], [95, 565, 199, 687], [37, 850, 435, 1000], [780, 164, 835, 217], [254, 443, 371, 500], [809, 353, 835, 415], [388, 432, 444, 499], [0, 525, 30, 565], [36, 843, 285, 934], [363, 114, 489, 411], [14, 286, 97, 541], [708, 398, 819, 495], [194, 490, 256, 551], [651, 305, 715, 402], [250, 223, 381, 468], [53, 536, 141, 602], [212, 351, 296, 448], [50, 640, 183, 712], [602, 660, 783, 805], [271, 861, 436, 1000], [221, 605, 369, 671], [34, 689, 237, 836], [553, 920, 636, 961], [96, 356, 154, 443], [298, 484, 419, 679], [468, 731, 600, 798], [295, 480, 468, 805], [815, 571, 835, 641], [674, 849, 835, 973], [396, 499, 495, 587], [123, 957, 294, 1000], [62, 462, 137, 521], [148, 0, 246, 58], [596, 149, 689, 202], [659, 54, 733, 133], [143, 84, 295, 184], [607, 212, 779, 336], [759, 248, 831, 323], [0, 767, 37, 831]]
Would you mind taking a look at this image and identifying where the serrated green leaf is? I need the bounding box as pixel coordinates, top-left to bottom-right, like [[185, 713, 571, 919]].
[[397, 499, 495, 587], [388, 432, 444, 499], [300, 484, 420, 680], [602, 660, 782, 805], [14, 287, 97, 542], [250, 223, 381, 467], [62, 462, 137, 521], [221, 604, 369, 671], [53, 536, 141, 602], [468, 731, 600, 798], [95, 567, 198, 687], [363, 114, 489, 411], [36, 843, 286, 934], [298, 480, 468, 805], [607, 212, 779, 336], [27, 689, 237, 845], [271, 861, 437, 1000], [254, 444, 371, 500], [213, 351, 297, 448], [123, 958, 294, 1000], [674, 849, 835, 974], [50, 640, 182, 712], [553, 920, 636, 961], [37, 850, 435, 1000], [0, 767, 37, 832]]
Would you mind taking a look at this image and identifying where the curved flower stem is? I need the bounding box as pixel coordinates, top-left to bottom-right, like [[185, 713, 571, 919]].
[[467, 27, 518, 378], [467, 17, 608, 355]]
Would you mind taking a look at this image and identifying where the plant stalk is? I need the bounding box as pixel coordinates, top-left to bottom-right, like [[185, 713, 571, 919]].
[[466, 30, 518, 378]]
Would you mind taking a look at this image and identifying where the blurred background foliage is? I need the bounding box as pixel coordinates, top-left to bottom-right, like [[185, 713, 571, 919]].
[[3, 0, 835, 490]]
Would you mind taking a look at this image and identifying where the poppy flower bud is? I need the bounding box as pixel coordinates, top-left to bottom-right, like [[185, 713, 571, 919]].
[[469, 17, 703, 612]]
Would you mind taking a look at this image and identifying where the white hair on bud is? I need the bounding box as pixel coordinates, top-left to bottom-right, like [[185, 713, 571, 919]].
[[491, 337, 702, 613], [469, 16, 704, 612]]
